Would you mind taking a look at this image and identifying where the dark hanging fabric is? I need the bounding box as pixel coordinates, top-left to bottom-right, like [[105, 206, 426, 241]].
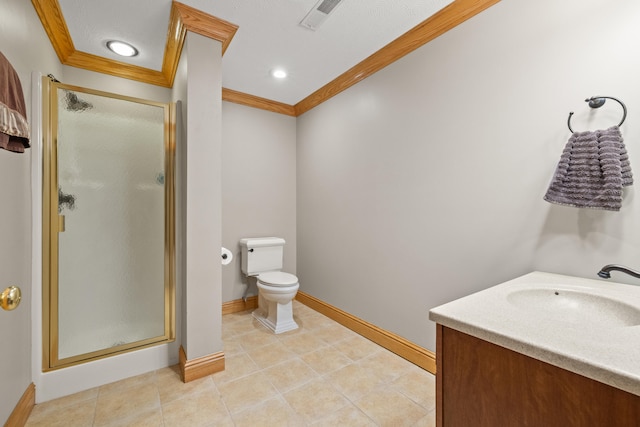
[[544, 126, 633, 211], [0, 50, 30, 153]]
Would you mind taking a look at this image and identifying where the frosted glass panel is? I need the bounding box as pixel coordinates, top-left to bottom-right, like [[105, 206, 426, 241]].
[[56, 88, 167, 359]]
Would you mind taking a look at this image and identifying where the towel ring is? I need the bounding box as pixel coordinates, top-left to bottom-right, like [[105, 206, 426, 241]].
[[567, 96, 627, 133]]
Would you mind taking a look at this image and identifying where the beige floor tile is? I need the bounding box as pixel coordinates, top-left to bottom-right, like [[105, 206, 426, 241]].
[[310, 404, 377, 427], [216, 372, 279, 414], [354, 389, 428, 426], [358, 349, 416, 383], [155, 364, 181, 378], [157, 373, 217, 406], [27, 387, 98, 418], [161, 390, 231, 427], [232, 396, 305, 427], [301, 345, 352, 375], [222, 322, 237, 340], [291, 300, 314, 314], [296, 313, 335, 330], [413, 410, 437, 427], [26, 301, 434, 427], [263, 358, 319, 392], [211, 352, 259, 385], [279, 331, 329, 355], [222, 336, 244, 356], [223, 310, 253, 324], [246, 340, 298, 369], [324, 363, 387, 401], [237, 328, 281, 351], [98, 371, 156, 396], [312, 323, 359, 344], [283, 378, 350, 423], [98, 407, 164, 427], [25, 399, 96, 427], [293, 305, 326, 317], [224, 315, 262, 337], [390, 369, 437, 410], [93, 383, 160, 426], [332, 334, 381, 361]]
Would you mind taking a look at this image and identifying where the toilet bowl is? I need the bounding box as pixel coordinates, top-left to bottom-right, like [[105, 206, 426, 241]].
[[240, 237, 299, 334], [252, 271, 299, 334]]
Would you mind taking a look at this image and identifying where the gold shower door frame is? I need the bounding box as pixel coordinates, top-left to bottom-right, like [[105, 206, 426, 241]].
[[42, 78, 176, 371]]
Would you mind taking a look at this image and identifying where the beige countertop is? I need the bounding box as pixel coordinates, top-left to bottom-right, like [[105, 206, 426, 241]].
[[429, 271, 640, 396]]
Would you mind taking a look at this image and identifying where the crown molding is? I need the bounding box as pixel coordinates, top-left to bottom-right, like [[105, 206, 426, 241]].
[[31, 0, 237, 88], [31, 0, 499, 115], [222, 88, 296, 116], [171, 2, 237, 55], [294, 0, 500, 116]]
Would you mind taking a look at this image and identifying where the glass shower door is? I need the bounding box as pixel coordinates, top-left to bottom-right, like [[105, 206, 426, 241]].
[[44, 80, 175, 369]]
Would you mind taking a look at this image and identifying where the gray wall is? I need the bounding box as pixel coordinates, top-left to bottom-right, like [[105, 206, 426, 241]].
[[221, 102, 297, 302], [0, 0, 62, 422], [296, 0, 640, 351]]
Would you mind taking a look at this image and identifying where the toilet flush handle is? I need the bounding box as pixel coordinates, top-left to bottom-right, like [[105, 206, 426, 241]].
[[249, 248, 254, 252]]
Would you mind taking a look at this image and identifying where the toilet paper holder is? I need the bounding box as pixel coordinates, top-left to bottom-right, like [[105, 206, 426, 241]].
[[221, 247, 233, 266]]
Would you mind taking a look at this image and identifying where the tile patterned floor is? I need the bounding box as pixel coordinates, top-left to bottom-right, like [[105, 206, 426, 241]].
[[26, 301, 436, 426]]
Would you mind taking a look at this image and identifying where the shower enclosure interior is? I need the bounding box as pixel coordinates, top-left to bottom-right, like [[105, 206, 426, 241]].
[[42, 79, 175, 370]]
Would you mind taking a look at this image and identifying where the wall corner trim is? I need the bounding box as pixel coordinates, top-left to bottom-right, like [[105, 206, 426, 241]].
[[179, 346, 225, 383], [5, 382, 35, 427]]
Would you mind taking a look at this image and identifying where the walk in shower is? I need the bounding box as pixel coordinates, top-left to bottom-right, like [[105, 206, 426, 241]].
[[42, 78, 175, 370]]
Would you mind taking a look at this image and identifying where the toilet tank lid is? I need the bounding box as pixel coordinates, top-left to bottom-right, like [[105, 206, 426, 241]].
[[240, 237, 285, 248]]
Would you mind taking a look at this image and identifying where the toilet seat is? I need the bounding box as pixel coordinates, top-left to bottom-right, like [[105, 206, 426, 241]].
[[258, 271, 298, 287]]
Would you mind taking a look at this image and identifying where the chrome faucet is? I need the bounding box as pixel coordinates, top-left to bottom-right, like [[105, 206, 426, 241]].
[[597, 264, 640, 280]]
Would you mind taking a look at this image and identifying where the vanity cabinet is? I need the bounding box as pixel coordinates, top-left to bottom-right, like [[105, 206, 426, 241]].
[[436, 325, 640, 427]]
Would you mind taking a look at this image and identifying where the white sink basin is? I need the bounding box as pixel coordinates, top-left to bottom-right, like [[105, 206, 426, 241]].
[[507, 287, 640, 327], [429, 272, 640, 397]]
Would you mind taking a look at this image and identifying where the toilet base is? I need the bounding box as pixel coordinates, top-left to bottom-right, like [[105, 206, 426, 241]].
[[252, 300, 298, 334]]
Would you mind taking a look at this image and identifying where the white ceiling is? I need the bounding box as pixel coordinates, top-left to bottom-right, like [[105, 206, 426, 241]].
[[57, 0, 453, 105]]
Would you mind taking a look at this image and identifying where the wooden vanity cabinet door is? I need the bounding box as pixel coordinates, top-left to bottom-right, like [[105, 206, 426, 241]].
[[436, 325, 640, 427]]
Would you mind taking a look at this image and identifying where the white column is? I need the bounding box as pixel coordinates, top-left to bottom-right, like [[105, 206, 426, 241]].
[[183, 32, 223, 359]]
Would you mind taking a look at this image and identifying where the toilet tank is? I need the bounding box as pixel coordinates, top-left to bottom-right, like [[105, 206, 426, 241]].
[[240, 237, 285, 276]]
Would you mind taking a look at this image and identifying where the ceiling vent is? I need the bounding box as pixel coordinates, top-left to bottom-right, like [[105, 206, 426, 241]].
[[299, 0, 345, 31]]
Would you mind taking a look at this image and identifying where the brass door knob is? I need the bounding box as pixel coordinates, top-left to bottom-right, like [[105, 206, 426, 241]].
[[1, 286, 21, 311]]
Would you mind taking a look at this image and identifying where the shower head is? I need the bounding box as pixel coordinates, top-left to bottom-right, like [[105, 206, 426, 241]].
[[64, 91, 93, 112]]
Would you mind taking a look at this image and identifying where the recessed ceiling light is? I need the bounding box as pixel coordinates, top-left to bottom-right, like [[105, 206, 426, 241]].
[[271, 69, 287, 79], [106, 40, 139, 57]]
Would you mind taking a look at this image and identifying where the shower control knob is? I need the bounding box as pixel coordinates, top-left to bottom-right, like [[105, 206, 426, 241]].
[[1, 286, 21, 311], [222, 253, 228, 260]]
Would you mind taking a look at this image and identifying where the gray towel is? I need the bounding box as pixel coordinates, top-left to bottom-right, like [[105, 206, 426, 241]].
[[544, 126, 632, 211]]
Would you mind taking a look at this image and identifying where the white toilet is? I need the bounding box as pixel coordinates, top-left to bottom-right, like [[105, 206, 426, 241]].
[[240, 237, 299, 334]]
